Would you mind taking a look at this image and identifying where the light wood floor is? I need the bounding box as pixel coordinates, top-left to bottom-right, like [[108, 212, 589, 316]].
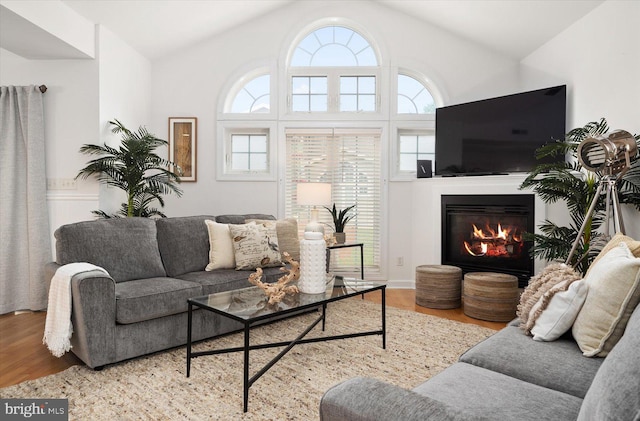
[[0, 289, 506, 389]]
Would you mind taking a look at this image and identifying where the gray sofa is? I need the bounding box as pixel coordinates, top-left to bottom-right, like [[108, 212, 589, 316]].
[[45, 214, 288, 369], [320, 303, 640, 420]]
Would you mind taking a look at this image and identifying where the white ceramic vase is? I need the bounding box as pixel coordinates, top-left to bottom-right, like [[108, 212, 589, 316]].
[[298, 232, 327, 294]]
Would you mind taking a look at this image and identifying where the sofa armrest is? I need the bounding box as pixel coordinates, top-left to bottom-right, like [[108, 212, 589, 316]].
[[66, 266, 117, 369], [320, 377, 490, 421]]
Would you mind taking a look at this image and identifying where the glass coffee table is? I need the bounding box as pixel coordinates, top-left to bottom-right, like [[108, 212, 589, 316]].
[[186, 276, 386, 412]]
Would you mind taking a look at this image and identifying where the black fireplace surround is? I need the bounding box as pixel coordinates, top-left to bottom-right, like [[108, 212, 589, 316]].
[[441, 194, 534, 288]]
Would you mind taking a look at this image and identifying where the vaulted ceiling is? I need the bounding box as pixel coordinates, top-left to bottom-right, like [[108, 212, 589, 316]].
[[2, 0, 605, 61]]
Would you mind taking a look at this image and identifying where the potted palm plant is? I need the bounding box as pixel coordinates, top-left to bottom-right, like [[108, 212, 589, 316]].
[[324, 204, 355, 244], [76, 119, 183, 218], [520, 118, 640, 274]]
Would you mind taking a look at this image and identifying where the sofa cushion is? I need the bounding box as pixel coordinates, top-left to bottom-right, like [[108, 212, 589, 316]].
[[229, 222, 283, 270], [577, 305, 640, 420], [215, 214, 275, 225], [204, 220, 236, 270], [178, 267, 284, 295], [246, 218, 301, 261], [156, 215, 215, 277], [459, 325, 603, 398], [55, 218, 166, 283], [572, 242, 640, 357], [115, 277, 202, 324], [412, 362, 583, 421]]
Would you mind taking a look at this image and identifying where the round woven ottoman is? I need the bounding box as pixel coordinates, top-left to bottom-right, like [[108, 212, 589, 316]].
[[463, 272, 519, 322], [415, 265, 462, 309]]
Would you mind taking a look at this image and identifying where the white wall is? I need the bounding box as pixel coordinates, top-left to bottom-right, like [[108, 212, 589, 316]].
[[521, 0, 640, 240], [96, 25, 152, 215]]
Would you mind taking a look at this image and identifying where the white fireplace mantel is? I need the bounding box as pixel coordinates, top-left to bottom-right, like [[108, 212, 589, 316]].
[[411, 174, 546, 276]]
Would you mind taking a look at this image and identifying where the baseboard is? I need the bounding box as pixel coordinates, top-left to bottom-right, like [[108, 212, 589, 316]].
[[385, 279, 415, 289]]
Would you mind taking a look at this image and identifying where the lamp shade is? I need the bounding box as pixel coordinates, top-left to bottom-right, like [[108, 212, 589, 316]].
[[297, 183, 332, 206]]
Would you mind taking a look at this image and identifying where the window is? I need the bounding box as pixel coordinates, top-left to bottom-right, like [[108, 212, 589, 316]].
[[285, 128, 381, 274], [230, 133, 268, 171], [290, 26, 377, 67], [288, 25, 380, 114], [399, 130, 435, 172], [340, 76, 376, 112], [397, 74, 436, 114], [291, 76, 328, 112], [217, 123, 277, 181], [230, 74, 270, 113]]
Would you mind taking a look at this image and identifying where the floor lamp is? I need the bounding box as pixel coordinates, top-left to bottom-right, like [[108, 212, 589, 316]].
[[565, 130, 638, 264]]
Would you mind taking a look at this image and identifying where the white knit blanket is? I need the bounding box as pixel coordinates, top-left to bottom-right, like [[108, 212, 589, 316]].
[[43, 262, 109, 357]]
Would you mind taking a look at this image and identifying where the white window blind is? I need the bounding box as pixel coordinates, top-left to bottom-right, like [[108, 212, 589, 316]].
[[285, 128, 381, 274]]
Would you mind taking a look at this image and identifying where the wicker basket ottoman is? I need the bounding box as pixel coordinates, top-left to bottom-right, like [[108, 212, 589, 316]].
[[463, 272, 519, 322], [415, 265, 462, 309]]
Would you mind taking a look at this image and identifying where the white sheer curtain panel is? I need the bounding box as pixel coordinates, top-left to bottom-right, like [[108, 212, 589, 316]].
[[0, 85, 51, 314]]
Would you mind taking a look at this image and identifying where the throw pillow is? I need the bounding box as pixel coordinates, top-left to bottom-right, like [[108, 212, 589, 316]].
[[530, 279, 588, 341], [572, 242, 640, 357], [246, 218, 300, 261], [517, 263, 581, 329], [586, 232, 640, 277], [204, 220, 236, 271], [229, 222, 283, 270]]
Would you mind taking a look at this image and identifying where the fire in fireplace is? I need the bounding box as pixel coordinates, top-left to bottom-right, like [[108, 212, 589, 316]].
[[441, 195, 534, 288]]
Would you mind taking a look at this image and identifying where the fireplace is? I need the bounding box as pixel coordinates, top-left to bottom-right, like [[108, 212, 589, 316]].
[[441, 194, 534, 288]]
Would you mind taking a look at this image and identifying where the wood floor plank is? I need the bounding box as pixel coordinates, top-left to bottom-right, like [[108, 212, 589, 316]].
[[0, 289, 506, 388]]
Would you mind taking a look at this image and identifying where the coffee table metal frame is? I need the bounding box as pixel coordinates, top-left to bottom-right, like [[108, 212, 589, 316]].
[[186, 278, 386, 412]]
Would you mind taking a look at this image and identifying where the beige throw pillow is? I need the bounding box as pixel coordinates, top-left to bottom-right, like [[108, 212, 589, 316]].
[[246, 218, 300, 261], [204, 220, 236, 271], [572, 242, 640, 357], [586, 232, 640, 277], [229, 222, 282, 270]]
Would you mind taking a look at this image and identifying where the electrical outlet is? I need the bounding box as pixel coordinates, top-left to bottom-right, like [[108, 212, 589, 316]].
[[397, 257, 404, 266], [47, 178, 77, 190]]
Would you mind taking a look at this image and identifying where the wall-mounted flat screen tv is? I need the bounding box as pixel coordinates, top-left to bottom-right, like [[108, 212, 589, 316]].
[[435, 85, 566, 176]]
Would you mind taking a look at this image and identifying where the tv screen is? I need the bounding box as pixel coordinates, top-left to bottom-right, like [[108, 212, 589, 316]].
[[435, 85, 566, 176]]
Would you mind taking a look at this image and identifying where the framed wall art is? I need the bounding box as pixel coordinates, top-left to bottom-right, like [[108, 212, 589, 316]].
[[168, 117, 197, 182]]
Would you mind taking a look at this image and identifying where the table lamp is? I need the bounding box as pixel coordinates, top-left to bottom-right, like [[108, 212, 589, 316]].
[[296, 182, 332, 234]]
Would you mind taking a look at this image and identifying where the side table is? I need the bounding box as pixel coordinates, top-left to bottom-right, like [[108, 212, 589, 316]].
[[326, 242, 364, 279]]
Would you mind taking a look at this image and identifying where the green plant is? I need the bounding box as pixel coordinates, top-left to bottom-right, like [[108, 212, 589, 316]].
[[520, 118, 640, 274], [76, 119, 183, 218], [323, 204, 355, 233]]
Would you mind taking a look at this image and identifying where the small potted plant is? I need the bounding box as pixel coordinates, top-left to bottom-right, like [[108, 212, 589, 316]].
[[324, 204, 355, 244]]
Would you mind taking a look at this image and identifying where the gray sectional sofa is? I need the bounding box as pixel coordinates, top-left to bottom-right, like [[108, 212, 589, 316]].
[[45, 214, 288, 369], [320, 303, 640, 420]]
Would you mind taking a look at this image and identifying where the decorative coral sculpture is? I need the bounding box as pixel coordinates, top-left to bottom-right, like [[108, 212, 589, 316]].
[[248, 252, 300, 305]]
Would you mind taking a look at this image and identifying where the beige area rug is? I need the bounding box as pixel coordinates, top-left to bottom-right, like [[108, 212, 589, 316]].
[[1, 298, 495, 420]]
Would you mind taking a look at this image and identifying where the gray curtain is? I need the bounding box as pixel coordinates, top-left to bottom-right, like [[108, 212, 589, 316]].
[[0, 85, 51, 314]]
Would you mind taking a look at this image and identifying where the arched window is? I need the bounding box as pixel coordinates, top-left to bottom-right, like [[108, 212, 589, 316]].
[[288, 25, 380, 114], [230, 74, 270, 113], [397, 74, 436, 114], [291, 26, 377, 67]]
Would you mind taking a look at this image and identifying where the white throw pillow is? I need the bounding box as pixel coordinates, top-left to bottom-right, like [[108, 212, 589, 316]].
[[530, 279, 588, 341], [204, 220, 236, 271]]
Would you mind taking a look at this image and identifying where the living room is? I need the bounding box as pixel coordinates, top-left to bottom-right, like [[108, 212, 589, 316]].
[[1, 0, 639, 419]]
